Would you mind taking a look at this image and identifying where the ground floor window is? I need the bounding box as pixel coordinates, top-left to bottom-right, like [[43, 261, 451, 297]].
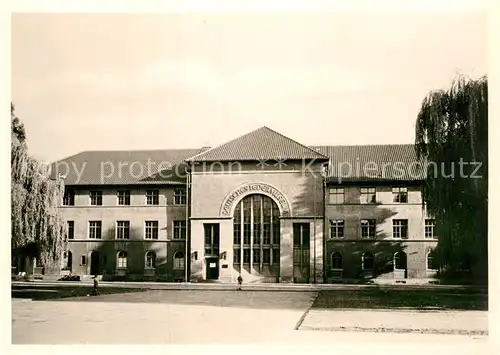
[[117, 251, 127, 269], [331, 252, 343, 269], [362, 252, 374, 270], [233, 194, 280, 270], [174, 251, 185, 270], [427, 250, 437, 270], [394, 251, 407, 270], [145, 251, 156, 268]]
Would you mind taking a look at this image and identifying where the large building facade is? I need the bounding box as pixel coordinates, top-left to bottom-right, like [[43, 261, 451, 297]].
[[54, 127, 438, 284]]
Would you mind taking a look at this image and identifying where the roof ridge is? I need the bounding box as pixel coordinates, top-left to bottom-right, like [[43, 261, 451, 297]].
[[262, 126, 330, 159], [185, 127, 264, 162], [310, 143, 415, 148]]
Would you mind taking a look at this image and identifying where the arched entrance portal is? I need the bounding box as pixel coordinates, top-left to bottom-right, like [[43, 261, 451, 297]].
[[233, 194, 281, 280]]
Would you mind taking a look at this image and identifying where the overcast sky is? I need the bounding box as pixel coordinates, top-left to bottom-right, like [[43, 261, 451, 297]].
[[11, 12, 487, 162]]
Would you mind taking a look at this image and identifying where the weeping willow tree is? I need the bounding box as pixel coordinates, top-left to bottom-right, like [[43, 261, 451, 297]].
[[11, 103, 67, 272], [415, 75, 488, 284]]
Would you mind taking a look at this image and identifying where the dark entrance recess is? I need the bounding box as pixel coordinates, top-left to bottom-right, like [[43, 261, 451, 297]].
[[206, 257, 220, 280], [293, 223, 311, 283], [90, 251, 100, 276], [204, 223, 220, 280]]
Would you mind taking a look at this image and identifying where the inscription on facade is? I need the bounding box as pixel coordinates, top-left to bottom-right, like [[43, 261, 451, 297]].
[[220, 183, 290, 216]]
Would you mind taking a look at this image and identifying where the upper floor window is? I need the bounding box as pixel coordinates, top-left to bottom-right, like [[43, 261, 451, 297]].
[[145, 221, 159, 240], [329, 188, 344, 204], [63, 189, 75, 206], [392, 187, 408, 203], [89, 221, 102, 239], [329, 219, 344, 239], [67, 221, 74, 239], [146, 190, 159, 205], [117, 190, 130, 205], [425, 219, 436, 239], [116, 221, 130, 239], [174, 188, 187, 205], [89, 190, 102, 206], [173, 220, 187, 240], [393, 219, 408, 239], [361, 219, 376, 239], [360, 187, 376, 204]]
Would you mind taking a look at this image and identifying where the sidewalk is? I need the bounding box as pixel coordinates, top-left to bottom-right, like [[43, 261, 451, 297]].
[[299, 309, 489, 335]]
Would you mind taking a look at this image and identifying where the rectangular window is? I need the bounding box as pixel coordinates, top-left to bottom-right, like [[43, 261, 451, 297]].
[[204, 223, 220, 257], [173, 188, 187, 205], [67, 221, 74, 239], [173, 220, 187, 240], [89, 190, 102, 206], [233, 223, 241, 244], [243, 249, 250, 264], [263, 223, 271, 244], [393, 219, 409, 239], [263, 249, 271, 264], [328, 188, 344, 204], [392, 187, 408, 203], [117, 190, 130, 205], [425, 219, 436, 239], [88, 221, 102, 239], [329, 219, 344, 239], [272, 248, 280, 265], [63, 189, 75, 206], [361, 219, 376, 239], [253, 223, 261, 245], [233, 248, 241, 264], [243, 223, 251, 244], [116, 221, 130, 239], [253, 248, 261, 263], [80, 255, 86, 265], [145, 221, 159, 239], [146, 190, 159, 205], [360, 187, 376, 204]]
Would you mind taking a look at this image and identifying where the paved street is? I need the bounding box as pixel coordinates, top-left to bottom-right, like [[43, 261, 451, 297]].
[[12, 290, 489, 345]]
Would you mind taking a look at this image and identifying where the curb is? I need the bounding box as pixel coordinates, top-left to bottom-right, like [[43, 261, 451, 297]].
[[11, 281, 487, 292], [299, 326, 488, 336]]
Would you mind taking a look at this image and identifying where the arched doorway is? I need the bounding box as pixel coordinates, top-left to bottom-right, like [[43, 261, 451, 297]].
[[394, 251, 407, 278], [233, 194, 281, 280], [90, 251, 100, 276]]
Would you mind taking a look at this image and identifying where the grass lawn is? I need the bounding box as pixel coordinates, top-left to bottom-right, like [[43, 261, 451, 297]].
[[12, 285, 149, 301], [313, 287, 488, 311]]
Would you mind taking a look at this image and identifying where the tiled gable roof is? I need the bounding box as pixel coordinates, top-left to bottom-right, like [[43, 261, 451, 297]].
[[51, 148, 206, 185], [187, 126, 329, 162], [311, 144, 425, 182]]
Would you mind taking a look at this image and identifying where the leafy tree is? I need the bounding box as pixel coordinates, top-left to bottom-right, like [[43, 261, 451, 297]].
[[11, 103, 67, 272], [415, 75, 488, 284]]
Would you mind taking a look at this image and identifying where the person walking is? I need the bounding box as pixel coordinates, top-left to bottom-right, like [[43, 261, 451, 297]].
[[237, 274, 243, 290]]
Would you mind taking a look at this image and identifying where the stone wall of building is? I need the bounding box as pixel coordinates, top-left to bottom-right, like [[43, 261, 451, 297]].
[[323, 184, 438, 282], [61, 185, 188, 281]]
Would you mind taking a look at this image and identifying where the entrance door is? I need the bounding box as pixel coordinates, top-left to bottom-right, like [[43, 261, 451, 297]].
[[293, 223, 311, 283], [206, 257, 219, 280], [67, 251, 73, 273], [90, 251, 100, 276]]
